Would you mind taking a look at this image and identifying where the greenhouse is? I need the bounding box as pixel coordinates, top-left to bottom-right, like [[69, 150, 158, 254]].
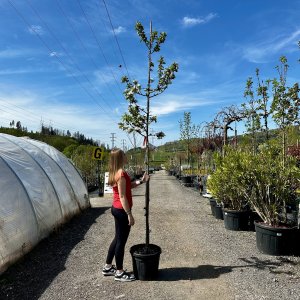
[[0, 133, 89, 274]]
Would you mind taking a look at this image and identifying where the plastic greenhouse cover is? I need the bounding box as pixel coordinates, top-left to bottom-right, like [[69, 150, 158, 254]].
[[0, 134, 89, 274]]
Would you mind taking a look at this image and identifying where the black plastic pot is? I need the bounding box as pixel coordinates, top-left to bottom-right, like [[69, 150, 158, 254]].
[[181, 176, 192, 184], [209, 199, 217, 216], [223, 209, 250, 231], [130, 244, 162, 280], [249, 211, 262, 231], [214, 204, 224, 220], [254, 222, 300, 256]]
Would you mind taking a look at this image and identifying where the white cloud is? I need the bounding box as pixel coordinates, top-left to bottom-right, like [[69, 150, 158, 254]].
[[0, 49, 31, 58], [0, 68, 43, 75], [182, 13, 217, 28], [151, 94, 218, 116], [242, 29, 300, 63], [94, 68, 116, 85], [113, 26, 126, 35], [28, 25, 45, 35], [0, 91, 119, 141], [182, 17, 203, 27]]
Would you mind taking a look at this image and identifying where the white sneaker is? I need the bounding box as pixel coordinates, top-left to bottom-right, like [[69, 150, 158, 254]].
[[114, 271, 136, 282], [102, 265, 116, 276]]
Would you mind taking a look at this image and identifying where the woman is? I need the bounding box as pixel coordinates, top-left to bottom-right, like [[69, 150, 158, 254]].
[[102, 149, 148, 282]]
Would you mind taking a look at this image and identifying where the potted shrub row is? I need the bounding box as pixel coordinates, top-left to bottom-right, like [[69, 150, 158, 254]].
[[208, 145, 300, 256]]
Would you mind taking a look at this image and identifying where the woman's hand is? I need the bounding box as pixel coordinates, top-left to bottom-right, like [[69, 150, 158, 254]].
[[142, 173, 150, 183], [128, 213, 135, 226]]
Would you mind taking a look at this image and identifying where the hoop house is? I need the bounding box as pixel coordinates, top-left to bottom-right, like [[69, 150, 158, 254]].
[[0, 133, 89, 274]]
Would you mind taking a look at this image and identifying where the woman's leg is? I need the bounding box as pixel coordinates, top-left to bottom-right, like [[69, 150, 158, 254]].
[[105, 207, 118, 264], [112, 207, 131, 270]]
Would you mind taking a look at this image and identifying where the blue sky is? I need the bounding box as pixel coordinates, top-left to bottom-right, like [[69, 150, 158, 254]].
[[0, 0, 299, 149]]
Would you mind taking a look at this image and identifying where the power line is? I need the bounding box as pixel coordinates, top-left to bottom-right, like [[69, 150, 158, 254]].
[[25, 0, 115, 113], [0, 97, 83, 134], [54, 0, 122, 103], [7, 0, 119, 126], [101, 0, 131, 80], [76, 0, 123, 93]]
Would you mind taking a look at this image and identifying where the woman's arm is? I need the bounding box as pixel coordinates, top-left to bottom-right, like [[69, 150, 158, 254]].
[[118, 176, 135, 226], [131, 173, 150, 188]]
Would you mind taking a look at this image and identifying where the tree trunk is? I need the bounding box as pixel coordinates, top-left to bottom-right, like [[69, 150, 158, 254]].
[[145, 21, 152, 249]]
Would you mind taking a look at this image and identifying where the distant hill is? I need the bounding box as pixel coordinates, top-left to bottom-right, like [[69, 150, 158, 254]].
[[0, 127, 96, 152]]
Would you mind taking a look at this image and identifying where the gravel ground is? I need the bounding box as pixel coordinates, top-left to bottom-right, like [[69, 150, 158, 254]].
[[1, 170, 300, 300]]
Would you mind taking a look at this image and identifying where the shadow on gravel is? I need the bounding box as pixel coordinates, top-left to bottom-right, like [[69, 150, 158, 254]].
[[239, 256, 297, 275], [158, 265, 232, 281], [151, 178, 177, 181], [0, 206, 109, 300], [159, 256, 297, 281]]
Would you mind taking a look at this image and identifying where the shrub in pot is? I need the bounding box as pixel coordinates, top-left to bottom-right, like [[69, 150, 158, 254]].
[[241, 144, 300, 255], [208, 148, 252, 230]]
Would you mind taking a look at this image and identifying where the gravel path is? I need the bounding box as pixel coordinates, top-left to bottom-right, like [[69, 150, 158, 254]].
[[1, 170, 300, 300]]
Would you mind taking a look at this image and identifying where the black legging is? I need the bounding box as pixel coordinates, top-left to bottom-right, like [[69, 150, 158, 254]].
[[106, 206, 131, 270]]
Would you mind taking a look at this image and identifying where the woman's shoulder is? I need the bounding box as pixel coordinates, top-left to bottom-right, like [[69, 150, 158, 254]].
[[115, 169, 126, 181]]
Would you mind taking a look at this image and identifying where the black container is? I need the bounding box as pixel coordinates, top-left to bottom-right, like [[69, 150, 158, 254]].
[[181, 176, 192, 184], [249, 211, 262, 231], [214, 205, 224, 220], [130, 244, 162, 280], [223, 209, 250, 231], [209, 199, 217, 216], [254, 222, 300, 256]]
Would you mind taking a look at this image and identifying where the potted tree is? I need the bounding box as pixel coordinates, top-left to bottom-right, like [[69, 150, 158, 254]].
[[179, 111, 199, 185], [243, 56, 299, 249], [119, 21, 178, 280], [245, 56, 300, 255]]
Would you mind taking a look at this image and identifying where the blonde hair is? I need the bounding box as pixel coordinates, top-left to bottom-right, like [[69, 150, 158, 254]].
[[108, 149, 125, 186]]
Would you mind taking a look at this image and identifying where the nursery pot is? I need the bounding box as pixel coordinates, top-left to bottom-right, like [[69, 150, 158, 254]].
[[209, 199, 217, 216], [130, 244, 161, 281], [254, 222, 300, 256], [248, 211, 263, 231], [181, 176, 192, 184], [214, 204, 224, 220], [223, 209, 250, 231]]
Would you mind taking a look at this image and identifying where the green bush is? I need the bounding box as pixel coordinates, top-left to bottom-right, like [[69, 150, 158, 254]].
[[208, 144, 300, 226], [243, 145, 300, 226], [208, 147, 252, 211]]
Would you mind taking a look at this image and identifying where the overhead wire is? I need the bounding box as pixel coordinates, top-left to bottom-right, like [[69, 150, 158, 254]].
[[98, 0, 137, 148], [7, 0, 121, 130], [76, 0, 123, 94], [101, 0, 131, 81], [25, 0, 116, 114], [0, 97, 82, 133], [54, 0, 122, 103], [76, 0, 136, 148], [6, 0, 131, 145], [95, 3, 126, 79]]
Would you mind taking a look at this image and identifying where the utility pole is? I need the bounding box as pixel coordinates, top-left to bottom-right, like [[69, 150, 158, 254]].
[[110, 133, 116, 149], [121, 139, 126, 152]]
